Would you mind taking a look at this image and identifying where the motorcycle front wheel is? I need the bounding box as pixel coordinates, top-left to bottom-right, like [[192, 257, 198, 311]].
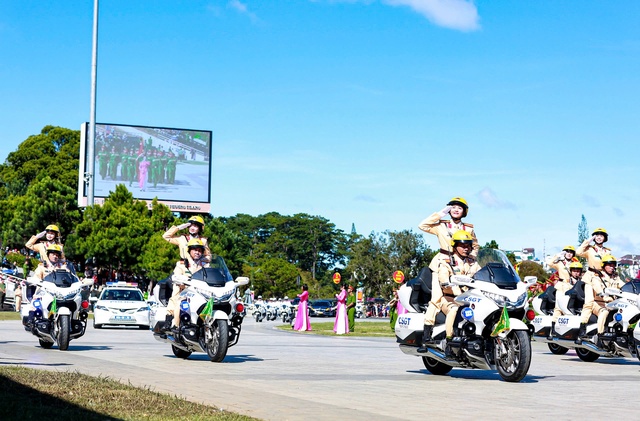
[[422, 356, 452, 376], [495, 330, 531, 382], [206, 319, 229, 362], [547, 343, 569, 355], [57, 315, 71, 351]]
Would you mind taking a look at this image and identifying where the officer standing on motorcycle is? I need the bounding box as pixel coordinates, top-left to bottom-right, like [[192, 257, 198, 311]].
[[545, 245, 578, 340], [577, 255, 624, 343], [162, 215, 212, 262], [418, 230, 480, 352], [418, 197, 479, 272], [165, 238, 210, 332], [26, 224, 65, 266], [576, 228, 612, 286]]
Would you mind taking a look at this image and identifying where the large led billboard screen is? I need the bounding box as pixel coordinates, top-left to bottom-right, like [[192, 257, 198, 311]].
[[78, 122, 212, 213]]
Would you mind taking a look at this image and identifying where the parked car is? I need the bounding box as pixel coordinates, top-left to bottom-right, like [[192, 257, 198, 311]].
[[309, 299, 336, 317]]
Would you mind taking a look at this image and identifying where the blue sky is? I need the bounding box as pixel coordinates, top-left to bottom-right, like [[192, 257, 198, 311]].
[[1, 1, 639, 258]]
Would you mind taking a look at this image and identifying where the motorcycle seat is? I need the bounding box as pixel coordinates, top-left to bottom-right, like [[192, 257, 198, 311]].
[[566, 281, 585, 314], [539, 285, 556, 315], [407, 267, 432, 312]]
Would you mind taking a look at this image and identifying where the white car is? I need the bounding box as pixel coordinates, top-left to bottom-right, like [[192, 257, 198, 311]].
[[93, 283, 150, 329]]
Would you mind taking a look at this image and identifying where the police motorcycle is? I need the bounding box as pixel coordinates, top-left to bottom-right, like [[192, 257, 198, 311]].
[[540, 278, 640, 362], [530, 283, 571, 355], [281, 299, 295, 324], [21, 265, 93, 351], [266, 301, 278, 321], [151, 256, 249, 362], [395, 248, 537, 382], [253, 302, 267, 322]]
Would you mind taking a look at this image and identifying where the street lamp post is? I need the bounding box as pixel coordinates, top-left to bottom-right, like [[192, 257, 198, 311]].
[[86, 0, 99, 206]]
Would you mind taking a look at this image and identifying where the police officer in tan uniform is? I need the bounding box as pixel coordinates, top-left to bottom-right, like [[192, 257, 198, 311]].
[[418, 230, 480, 352], [165, 238, 210, 331], [26, 224, 65, 266], [577, 255, 624, 343], [418, 197, 479, 272], [548, 261, 583, 340], [545, 245, 578, 339], [33, 245, 69, 280], [576, 228, 611, 287], [162, 215, 212, 262]]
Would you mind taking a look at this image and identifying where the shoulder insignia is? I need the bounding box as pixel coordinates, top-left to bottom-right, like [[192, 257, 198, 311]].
[[463, 223, 474, 228]]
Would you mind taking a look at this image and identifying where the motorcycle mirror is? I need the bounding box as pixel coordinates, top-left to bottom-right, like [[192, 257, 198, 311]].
[[523, 276, 538, 286], [235, 276, 250, 286]]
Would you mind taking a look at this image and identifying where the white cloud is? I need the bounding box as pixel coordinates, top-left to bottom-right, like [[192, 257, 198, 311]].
[[582, 194, 601, 208], [228, 0, 259, 22], [383, 0, 480, 31], [476, 187, 517, 210]]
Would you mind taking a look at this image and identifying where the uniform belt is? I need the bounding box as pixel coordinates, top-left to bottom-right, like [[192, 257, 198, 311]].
[[588, 268, 602, 274], [439, 249, 452, 256]]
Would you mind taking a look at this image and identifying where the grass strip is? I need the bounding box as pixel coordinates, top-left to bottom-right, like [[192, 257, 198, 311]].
[[0, 366, 258, 421], [275, 321, 396, 337]]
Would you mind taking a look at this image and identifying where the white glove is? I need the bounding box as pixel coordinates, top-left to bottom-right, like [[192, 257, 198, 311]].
[[439, 206, 453, 217], [172, 274, 190, 284], [590, 235, 596, 242], [36, 231, 47, 239], [177, 222, 191, 230]]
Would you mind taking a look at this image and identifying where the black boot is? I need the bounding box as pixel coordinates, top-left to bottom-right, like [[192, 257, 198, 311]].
[[163, 315, 174, 332], [417, 326, 434, 353], [547, 322, 556, 341], [575, 323, 586, 344]]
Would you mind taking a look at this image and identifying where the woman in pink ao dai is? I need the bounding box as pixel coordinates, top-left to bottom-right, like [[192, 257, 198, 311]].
[[333, 284, 349, 335]]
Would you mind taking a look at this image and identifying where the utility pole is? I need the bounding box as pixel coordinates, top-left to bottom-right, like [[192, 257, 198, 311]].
[[86, 0, 99, 206]]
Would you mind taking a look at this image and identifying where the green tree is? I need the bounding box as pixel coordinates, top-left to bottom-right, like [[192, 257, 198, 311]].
[[484, 240, 500, 249], [0, 126, 79, 199], [70, 184, 155, 273], [578, 214, 589, 245], [251, 257, 299, 298], [344, 233, 390, 298], [517, 260, 549, 283], [2, 176, 81, 253]]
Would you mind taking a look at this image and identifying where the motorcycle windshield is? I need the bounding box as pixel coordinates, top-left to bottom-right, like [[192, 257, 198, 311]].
[[621, 280, 640, 294], [190, 256, 234, 287], [43, 269, 79, 288], [473, 248, 521, 290]]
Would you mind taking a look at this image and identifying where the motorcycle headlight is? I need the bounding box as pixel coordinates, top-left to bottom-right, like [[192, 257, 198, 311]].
[[194, 287, 212, 299], [482, 291, 507, 307], [214, 290, 235, 302], [481, 291, 527, 309]]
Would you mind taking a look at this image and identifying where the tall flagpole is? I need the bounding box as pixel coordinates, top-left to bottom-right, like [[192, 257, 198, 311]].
[[87, 0, 99, 206]]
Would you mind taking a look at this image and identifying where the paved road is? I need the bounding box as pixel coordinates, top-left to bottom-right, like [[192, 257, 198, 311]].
[[1, 318, 639, 420]]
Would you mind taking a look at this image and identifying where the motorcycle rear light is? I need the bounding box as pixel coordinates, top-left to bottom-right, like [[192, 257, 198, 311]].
[[525, 309, 536, 321], [235, 303, 244, 313], [81, 301, 89, 309]]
